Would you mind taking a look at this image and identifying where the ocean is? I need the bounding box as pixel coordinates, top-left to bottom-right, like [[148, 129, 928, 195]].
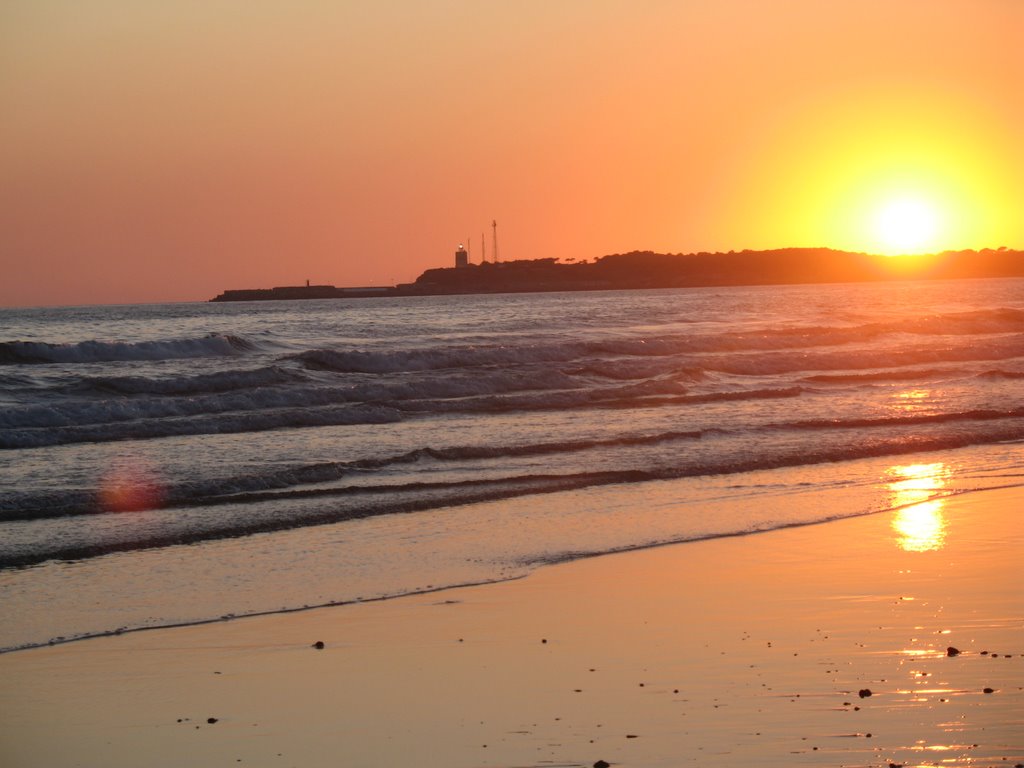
[[2, 279, 1023, 652]]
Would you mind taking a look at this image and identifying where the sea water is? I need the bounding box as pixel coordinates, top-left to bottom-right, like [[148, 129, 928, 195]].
[[2, 279, 1023, 651]]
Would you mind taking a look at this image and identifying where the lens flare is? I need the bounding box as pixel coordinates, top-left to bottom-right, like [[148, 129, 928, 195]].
[[99, 459, 166, 512]]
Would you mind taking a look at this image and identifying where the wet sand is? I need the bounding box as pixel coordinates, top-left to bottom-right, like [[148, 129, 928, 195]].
[[1, 485, 1021, 768]]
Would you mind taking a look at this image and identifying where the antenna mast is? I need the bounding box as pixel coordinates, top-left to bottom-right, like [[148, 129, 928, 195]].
[[481, 232, 486, 263], [492, 219, 499, 263]]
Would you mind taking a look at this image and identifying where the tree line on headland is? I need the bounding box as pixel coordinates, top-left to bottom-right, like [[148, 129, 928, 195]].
[[210, 247, 1023, 301]]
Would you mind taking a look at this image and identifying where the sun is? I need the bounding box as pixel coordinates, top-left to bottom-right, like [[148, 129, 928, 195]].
[[873, 197, 941, 254]]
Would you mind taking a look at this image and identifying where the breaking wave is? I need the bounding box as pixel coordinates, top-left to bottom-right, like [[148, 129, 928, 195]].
[[0, 334, 255, 365]]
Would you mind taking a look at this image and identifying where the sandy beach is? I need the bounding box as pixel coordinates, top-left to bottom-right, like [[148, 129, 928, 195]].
[[2, 484, 1021, 768]]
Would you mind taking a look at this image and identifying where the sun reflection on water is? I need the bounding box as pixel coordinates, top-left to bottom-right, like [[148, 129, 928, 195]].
[[886, 463, 950, 552], [893, 388, 934, 412]]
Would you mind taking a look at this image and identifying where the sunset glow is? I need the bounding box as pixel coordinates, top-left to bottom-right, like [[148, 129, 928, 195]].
[[0, 1, 1021, 306], [873, 198, 941, 255]]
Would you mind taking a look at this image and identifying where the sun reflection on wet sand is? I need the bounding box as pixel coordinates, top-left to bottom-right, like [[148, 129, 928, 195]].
[[892, 501, 947, 552], [886, 463, 950, 552]]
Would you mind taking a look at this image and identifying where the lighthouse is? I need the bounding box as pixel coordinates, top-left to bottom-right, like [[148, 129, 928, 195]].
[[454, 243, 469, 269]]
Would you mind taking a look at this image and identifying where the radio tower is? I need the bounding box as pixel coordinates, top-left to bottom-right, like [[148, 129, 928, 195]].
[[492, 219, 499, 263], [480, 232, 486, 263]]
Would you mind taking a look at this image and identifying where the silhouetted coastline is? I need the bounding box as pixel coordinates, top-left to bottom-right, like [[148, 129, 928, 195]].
[[209, 247, 1023, 301]]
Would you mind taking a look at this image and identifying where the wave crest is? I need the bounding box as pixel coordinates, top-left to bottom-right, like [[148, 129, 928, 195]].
[[0, 334, 254, 365]]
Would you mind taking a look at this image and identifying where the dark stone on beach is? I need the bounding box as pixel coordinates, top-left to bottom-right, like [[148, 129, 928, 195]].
[[594, 761, 611, 768], [858, 688, 872, 698], [312, 641, 325, 649], [946, 646, 961, 657], [207, 717, 219, 724], [983, 687, 994, 694]]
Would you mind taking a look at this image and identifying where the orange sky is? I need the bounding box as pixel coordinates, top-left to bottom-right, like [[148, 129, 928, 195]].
[[1, 0, 1021, 307]]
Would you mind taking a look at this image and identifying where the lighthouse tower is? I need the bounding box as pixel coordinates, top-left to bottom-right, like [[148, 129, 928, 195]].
[[454, 243, 469, 269]]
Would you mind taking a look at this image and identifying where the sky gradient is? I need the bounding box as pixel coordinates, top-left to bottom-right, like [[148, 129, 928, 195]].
[[2, 0, 1022, 306]]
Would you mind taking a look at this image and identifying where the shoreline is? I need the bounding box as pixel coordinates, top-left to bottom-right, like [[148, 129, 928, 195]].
[[4, 453, 1017, 656], [1, 483, 1021, 767]]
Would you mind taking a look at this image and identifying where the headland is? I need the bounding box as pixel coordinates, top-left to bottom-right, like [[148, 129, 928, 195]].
[[210, 247, 1024, 301]]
